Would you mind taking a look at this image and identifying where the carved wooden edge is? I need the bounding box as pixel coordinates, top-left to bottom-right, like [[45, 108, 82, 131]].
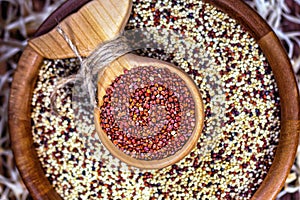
[[258, 32, 300, 121], [8, 46, 62, 200], [252, 120, 300, 200], [34, 0, 92, 38], [252, 32, 300, 200], [202, 0, 300, 199]]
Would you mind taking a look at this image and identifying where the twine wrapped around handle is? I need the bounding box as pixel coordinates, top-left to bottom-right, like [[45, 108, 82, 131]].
[[50, 26, 132, 110]]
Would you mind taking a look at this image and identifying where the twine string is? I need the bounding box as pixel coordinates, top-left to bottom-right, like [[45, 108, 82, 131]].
[[51, 26, 132, 111]]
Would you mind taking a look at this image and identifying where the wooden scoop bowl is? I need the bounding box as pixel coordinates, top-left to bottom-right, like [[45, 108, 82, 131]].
[[94, 54, 204, 169]]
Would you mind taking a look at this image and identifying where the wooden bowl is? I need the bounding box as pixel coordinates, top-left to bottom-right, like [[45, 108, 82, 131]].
[[94, 53, 204, 169], [9, 0, 300, 199]]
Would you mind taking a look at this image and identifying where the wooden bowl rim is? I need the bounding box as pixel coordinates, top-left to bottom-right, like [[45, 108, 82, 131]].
[[9, 0, 300, 199]]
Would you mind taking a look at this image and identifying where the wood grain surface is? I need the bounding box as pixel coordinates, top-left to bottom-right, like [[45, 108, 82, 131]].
[[251, 32, 300, 200], [9, 0, 300, 199], [34, 0, 92, 38], [30, 0, 132, 59], [9, 46, 62, 200]]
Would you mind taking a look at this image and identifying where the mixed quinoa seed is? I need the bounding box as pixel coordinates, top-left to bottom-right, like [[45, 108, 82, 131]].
[[31, 1, 280, 199]]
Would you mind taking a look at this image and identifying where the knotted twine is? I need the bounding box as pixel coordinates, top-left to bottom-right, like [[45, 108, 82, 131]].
[[50, 26, 132, 110]]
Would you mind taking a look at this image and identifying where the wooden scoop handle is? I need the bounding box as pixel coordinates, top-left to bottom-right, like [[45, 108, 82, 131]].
[[29, 0, 132, 59]]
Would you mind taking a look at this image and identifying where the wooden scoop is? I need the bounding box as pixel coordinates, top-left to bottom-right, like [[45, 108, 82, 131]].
[[95, 54, 204, 169], [29, 0, 204, 169]]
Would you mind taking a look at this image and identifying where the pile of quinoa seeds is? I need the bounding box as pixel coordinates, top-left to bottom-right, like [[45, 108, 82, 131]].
[[31, 0, 280, 199], [99, 66, 196, 160]]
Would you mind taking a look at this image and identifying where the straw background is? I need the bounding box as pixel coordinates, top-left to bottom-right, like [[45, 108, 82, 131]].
[[0, 0, 299, 199]]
